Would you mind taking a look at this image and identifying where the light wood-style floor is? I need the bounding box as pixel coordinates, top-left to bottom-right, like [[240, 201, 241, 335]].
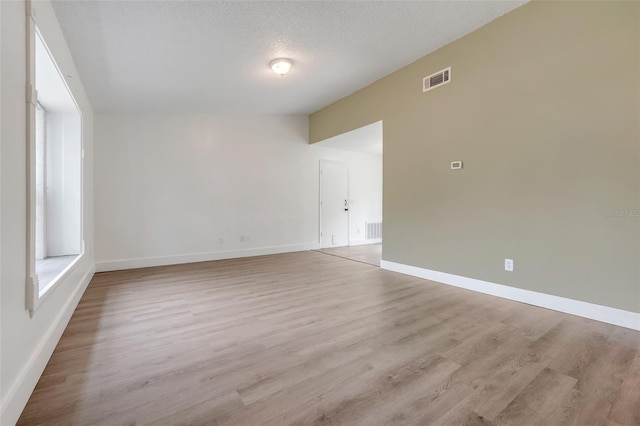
[[19, 251, 640, 425], [316, 243, 382, 266]]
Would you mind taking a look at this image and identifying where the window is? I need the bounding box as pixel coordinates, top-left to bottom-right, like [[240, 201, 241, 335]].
[[26, 20, 83, 313]]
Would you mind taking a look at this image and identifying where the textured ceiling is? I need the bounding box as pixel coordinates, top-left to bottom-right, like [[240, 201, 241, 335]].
[[51, 0, 526, 114]]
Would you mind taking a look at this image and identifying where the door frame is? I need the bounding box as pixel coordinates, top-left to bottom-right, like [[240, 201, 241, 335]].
[[319, 159, 350, 248]]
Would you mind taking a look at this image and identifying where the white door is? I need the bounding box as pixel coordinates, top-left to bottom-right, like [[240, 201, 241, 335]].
[[320, 160, 349, 248]]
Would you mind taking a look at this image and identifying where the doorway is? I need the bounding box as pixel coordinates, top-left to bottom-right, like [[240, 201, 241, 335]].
[[320, 160, 349, 248], [312, 120, 383, 261]]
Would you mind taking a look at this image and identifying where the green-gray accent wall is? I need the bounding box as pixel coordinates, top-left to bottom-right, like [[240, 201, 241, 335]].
[[310, 1, 640, 313]]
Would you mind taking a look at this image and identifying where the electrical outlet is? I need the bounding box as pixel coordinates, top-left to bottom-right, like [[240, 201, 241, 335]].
[[505, 259, 514, 272], [240, 235, 249, 242]]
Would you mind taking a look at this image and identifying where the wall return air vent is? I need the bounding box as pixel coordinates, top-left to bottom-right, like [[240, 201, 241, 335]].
[[423, 66, 451, 92]]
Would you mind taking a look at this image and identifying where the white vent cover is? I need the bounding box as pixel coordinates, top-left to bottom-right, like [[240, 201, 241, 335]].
[[365, 222, 382, 240], [423, 67, 451, 92]]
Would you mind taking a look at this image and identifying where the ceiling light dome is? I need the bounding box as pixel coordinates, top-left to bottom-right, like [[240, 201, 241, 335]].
[[270, 58, 292, 75]]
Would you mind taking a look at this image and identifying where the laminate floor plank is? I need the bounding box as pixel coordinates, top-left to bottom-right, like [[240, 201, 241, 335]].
[[491, 367, 577, 424], [18, 250, 640, 425], [608, 353, 640, 425], [315, 243, 382, 266]]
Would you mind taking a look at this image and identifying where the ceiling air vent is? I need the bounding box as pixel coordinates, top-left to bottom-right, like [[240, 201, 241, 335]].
[[423, 67, 451, 93]]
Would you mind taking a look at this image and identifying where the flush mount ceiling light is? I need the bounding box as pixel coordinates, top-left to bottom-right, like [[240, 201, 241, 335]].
[[270, 58, 292, 76]]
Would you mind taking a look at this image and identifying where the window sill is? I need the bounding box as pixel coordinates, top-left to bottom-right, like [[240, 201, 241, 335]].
[[34, 251, 84, 312]]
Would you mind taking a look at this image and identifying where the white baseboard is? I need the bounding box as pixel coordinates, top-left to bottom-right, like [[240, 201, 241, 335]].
[[1, 264, 95, 426], [95, 243, 322, 273], [380, 260, 640, 331], [349, 238, 382, 246]]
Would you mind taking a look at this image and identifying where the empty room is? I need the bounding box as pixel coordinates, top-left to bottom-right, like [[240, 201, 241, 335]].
[[1, 0, 639, 425]]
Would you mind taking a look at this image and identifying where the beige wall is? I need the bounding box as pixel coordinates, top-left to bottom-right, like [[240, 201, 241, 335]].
[[310, 1, 640, 313]]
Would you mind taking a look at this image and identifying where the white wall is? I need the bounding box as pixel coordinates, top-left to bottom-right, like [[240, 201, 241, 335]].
[[46, 113, 82, 256], [0, 0, 4, 419], [0, 1, 94, 424], [95, 114, 382, 270], [340, 152, 382, 243]]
